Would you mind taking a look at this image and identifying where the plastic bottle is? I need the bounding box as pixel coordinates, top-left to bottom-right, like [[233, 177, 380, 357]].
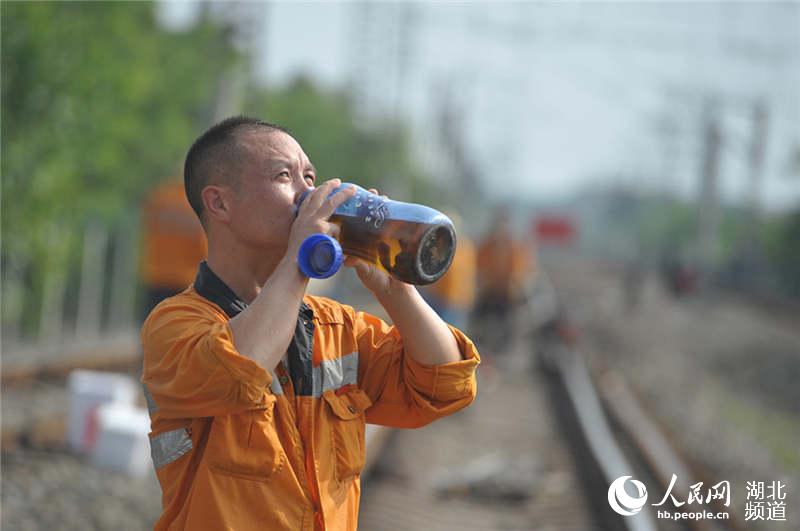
[[295, 183, 457, 285]]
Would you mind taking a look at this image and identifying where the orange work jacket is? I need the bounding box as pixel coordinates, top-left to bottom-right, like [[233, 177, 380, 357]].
[[141, 262, 480, 530], [428, 235, 477, 309]]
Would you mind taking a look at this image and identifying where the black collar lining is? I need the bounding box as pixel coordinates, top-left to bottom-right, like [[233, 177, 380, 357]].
[[193, 261, 316, 396], [193, 261, 248, 319]]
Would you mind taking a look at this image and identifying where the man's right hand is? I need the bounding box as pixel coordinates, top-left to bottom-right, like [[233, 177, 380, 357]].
[[230, 179, 355, 372], [286, 178, 356, 260]]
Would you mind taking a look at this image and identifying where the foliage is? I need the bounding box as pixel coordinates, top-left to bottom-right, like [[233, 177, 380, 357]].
[[623, 192, 800, 297], [2, 3, 434, 336], [2, 2, 239, 330], [763, 209, 800, 297], [244, 76, 433, 202], [632, 196, 698, 259]]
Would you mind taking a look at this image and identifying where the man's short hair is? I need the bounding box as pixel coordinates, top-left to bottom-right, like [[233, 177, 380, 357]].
[[184, 115, 289, 224]]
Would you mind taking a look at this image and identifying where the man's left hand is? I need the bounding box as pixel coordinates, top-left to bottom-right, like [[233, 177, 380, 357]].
[[343, 188, 415, 299], [344, 188, 461, 365]]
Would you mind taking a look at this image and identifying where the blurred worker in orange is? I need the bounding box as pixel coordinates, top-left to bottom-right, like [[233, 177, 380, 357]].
[[474, 209, 534, 352], [140, 177, 207, 320], [424, 212, 477, 331]]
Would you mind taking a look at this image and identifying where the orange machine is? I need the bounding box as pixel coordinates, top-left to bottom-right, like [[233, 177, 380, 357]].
[[140, 179, 207, 316]]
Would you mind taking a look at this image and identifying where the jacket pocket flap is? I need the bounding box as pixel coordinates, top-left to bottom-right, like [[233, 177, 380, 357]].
[[323, 388, 372, 420]]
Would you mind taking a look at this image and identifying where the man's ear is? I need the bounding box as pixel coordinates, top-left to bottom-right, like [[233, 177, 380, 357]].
[[201, 185, 232, 224]]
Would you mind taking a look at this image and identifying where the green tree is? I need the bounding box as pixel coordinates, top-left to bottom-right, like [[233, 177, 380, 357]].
[[1, 2, 239, 334], [2, 2, 438, 337], [764, 209, 800, 297]]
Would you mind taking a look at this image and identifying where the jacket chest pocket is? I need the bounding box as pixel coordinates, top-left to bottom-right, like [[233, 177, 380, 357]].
[[323, 388, 373, 483], [207, 397, 285, 483]]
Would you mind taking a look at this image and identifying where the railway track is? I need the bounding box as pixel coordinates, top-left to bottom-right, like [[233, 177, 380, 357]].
[[3, 266, 781, 529], [533, 272, 744, 531], [2, 333, 140, 385]]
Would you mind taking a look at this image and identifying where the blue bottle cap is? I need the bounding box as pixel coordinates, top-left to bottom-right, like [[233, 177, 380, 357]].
[[297, 233, 343, 279]]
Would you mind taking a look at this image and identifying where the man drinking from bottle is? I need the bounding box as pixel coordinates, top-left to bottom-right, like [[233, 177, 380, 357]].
[[140, 116, 480, 531]]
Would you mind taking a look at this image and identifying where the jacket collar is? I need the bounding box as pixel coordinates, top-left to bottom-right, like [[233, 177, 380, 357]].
[[193, 260, 312, 321], [193, 260, 316, 396], [193, 261, 249, 319]]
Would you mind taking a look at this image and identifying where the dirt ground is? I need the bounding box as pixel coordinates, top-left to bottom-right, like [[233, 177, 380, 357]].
[[3, 259, 797, 529], [358, 335, 595, 531]]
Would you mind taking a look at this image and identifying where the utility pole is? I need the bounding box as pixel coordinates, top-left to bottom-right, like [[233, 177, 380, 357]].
[[208, 1, 265, 121], [655, 108, 680, 197], [348, 2, 374, 121], [744, 99, 768, 261], [434, 80, 481, 211], [394, 4, 416, 121], [695, 100, 723, 271]]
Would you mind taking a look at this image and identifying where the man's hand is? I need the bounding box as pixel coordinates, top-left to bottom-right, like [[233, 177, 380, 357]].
[[342, 187, 412, 297], [286, 179, 356, 260], [344, 254, 417, 298], [230, 179, 355, 372], [344, 188, 461, 366]]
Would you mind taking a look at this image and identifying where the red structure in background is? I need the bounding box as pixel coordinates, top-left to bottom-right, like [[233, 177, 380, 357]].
[[533, 216, 577, 245]]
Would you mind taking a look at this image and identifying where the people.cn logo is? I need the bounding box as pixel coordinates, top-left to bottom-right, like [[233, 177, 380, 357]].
[[608, 476, 648, 516]]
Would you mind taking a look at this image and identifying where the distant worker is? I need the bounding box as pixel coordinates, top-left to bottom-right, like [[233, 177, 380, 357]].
[[424, 213, 477, 331], [474, 210, 533, 353], [140, 117, 479, 530], [140, 178, 207, 320]]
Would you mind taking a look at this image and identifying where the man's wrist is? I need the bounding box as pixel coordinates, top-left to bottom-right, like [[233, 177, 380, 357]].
[[275, 252, 309, 288], [374, 280, 417, 309]]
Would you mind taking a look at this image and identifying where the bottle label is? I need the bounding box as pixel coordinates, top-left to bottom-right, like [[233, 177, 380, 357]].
[[338, 189, 390, 230]]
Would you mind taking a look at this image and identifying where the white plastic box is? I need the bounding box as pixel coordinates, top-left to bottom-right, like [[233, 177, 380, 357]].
[[67, 370, 138, 453], [90, 402, 152, 477]]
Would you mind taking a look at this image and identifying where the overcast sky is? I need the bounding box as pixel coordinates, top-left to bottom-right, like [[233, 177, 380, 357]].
[[160, 1, 800, 212]]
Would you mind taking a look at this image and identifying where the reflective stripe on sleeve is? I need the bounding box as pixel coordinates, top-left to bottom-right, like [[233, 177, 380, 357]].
[[150, 428, 192, 470]]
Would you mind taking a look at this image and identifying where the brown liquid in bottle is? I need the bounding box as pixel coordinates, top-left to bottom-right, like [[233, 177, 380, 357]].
[[332, 214, 456, 285]]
